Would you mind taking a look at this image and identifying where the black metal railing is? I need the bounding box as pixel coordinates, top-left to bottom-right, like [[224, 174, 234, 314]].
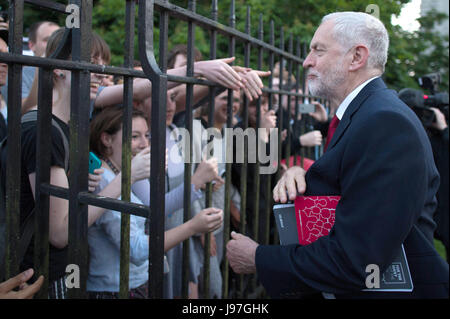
[[0, 0, 328, 299]]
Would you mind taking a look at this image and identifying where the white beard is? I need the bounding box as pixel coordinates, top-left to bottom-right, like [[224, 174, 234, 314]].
[[307, 62, 347, 100]]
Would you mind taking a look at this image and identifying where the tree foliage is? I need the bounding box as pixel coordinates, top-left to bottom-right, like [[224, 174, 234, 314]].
[[2, 0, 448, 93]]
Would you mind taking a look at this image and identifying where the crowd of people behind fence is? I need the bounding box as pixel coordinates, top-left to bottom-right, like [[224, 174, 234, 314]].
[[0, 19, 327, 299], [0, 10, 448, 299]]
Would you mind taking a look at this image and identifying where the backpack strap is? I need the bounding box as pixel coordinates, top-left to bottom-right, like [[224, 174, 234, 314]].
[[50, 119, 69, 173], [17, 208, 35, 267]]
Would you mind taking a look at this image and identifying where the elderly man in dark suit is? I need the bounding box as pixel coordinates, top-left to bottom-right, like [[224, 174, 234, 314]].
[[226, 11, 449, 299]]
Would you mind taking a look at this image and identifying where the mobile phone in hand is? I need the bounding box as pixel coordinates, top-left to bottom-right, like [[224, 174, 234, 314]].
[[89, 152, 102, 174]]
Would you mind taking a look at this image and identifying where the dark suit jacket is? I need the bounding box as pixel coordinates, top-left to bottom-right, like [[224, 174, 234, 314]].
[[0, 112, 6, 142], [255, 78, 449, 299]]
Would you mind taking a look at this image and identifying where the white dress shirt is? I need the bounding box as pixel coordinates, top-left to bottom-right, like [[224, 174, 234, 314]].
[[335, 76, 379, 120]]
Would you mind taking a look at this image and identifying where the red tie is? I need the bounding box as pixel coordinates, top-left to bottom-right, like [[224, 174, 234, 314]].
[[324, 115, 340, 152]]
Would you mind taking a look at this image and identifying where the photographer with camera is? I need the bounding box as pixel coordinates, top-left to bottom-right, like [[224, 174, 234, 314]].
[[399, 73, 449, 261], [429, 106, 448, 261]]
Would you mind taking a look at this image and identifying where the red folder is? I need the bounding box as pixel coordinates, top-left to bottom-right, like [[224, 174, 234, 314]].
[[294, 196, 341, 245], [274, 196, 413, 291]]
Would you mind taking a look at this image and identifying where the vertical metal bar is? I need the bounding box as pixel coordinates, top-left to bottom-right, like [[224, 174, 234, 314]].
[[237, 5, 251, 299], [119, 0, 135, 299], [159, 1, 169, 72], [68, 0, 92, 299], [285, 34, 293, 166], [317, 97, 324, 158], [202, 0, 218, 299], [293, 38, 301, 167], [181, 0, 196, 299], [276, 27, 284, 184], [34, 69, 53, 299], [301, 42, 307, 91], [249, 13, 264, 295], [221, 0, 235, 299], [263, 20, 275, 247], [253, 13, 263, 246], [300, 42, 307, 169], [148, 78, 167, 298], [138, 0, 167, 299], [301, 42, 313, 162], [5, 0, 24, 283], [273, 27, 284, 246]]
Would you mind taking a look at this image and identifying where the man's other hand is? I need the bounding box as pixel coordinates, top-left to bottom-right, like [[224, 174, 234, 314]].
[[226, 232, 259, 274]]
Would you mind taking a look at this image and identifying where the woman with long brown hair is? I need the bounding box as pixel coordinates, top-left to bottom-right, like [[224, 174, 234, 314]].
[[6, 28, 127, 299], [87, 106, 222, 298]]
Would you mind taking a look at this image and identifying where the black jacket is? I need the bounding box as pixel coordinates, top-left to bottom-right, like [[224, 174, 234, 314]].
[[255, 78, 449, 299]]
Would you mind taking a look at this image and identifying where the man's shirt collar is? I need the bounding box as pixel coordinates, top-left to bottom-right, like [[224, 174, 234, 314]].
[[0, 93, 6, 123], [335, 76, 379, 120]]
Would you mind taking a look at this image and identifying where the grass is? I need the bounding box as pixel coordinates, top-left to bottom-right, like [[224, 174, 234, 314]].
[[434, 239, 447, 260]]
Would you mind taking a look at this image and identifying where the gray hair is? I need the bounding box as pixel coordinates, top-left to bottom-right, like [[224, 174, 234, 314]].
[[322, 12, 389, 72]]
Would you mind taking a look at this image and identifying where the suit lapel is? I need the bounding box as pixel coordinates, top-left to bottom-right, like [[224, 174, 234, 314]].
[[327, 78, 387, 151]]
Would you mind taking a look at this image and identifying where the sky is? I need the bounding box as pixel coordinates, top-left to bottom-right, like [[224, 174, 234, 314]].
[[391, 0, 422, 32]]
